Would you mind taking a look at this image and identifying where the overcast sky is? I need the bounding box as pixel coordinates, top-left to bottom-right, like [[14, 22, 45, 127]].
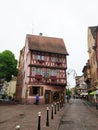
[[0, 0, 98, 87]]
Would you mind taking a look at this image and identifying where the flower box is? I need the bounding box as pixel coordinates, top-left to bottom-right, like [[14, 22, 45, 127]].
[[35, 74, 42, 80], [38, 59, 45, 64], [50, 76, 57, 81], [55, 61, 62, 65]]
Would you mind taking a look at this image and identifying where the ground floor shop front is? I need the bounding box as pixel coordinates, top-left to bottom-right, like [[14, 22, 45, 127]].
[[25, 85, 65, 104]]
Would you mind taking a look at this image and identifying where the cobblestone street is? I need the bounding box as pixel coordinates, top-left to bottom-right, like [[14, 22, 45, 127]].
[[0, 99, 98, 130], [0, 102, 64, 130]]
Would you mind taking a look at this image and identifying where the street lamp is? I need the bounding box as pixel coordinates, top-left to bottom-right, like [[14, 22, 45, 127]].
[[67, 69, 77, 79], [65, 69, 77, 93]]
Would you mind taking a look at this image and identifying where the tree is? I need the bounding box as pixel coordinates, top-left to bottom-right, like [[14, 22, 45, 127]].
[[74, 86, 78, 94], [66, 88, 71, 95], [0, 50, 18, 81]]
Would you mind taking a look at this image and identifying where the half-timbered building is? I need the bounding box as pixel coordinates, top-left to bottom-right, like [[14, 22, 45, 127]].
[[15, 34, 68, 104]]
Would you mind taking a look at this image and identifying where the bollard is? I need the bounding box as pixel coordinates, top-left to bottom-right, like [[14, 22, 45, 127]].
[[62, 99, 63, 107], [57, 102, 59, 111], [51, 104, 54, 119], [59, 101, 61, 109], [46, 107, 49, 127], [54, 103, 56, 114], [15, 125, 20, 130], [37, 112, 41, 130]]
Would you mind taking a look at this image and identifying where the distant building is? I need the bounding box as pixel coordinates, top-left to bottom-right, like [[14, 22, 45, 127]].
[[82, 60, 91, 90], [15, 34, 68, 104], [75, 75, 87, 96], [82, 26, 98, 103], [88, 26, 97, 91], [7, 76, 17, 98], [94, 26, 98, 88], [0, 79, 8, 98]]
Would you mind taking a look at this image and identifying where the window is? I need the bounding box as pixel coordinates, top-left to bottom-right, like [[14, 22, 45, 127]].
[[36, 68, 42, 75], [29, 86, 43, 96], [32, 67, 35, 71], [36, 55, 44, 60], [30, 86, 40, 96], [50, 69, 56, 76], [32, 67, 35, 76], [55, 57, 60, 62]]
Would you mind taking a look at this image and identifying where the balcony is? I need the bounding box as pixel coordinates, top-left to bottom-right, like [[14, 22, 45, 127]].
[[28, 75, 66, 86]]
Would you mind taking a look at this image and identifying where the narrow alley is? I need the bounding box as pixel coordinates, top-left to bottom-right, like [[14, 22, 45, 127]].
[[58, 99, 98, 130]]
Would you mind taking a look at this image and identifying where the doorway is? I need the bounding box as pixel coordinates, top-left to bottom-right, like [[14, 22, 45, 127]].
[[45, 90, 51, 104]]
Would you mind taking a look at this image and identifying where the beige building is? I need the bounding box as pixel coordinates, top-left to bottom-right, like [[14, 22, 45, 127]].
[[75, 75, 87, 96], [88, 26, 97, 91], [82, 26, 98, 103], [7, 76, 17, 98]]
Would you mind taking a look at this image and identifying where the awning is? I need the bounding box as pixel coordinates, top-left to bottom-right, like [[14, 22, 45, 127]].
[[80, 92, 88, 96], [95, 90, 98, 94], [90, 90, 98, 95], [90, 91, 96, 95]]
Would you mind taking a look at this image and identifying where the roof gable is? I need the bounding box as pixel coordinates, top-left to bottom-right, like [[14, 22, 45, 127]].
[[26, 34, 68, 55]]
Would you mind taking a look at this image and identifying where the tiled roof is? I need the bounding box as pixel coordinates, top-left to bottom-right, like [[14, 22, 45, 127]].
[[26, 34, 68, 55]]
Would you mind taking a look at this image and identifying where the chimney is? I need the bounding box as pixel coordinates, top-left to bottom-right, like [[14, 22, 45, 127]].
[[39, 33, 43, 36]]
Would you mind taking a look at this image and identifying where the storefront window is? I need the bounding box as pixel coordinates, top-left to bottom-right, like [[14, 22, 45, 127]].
[[29, 86, 43, 96]]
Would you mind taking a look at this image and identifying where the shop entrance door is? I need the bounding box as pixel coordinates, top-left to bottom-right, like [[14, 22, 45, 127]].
[[45, 90, 51, 104]]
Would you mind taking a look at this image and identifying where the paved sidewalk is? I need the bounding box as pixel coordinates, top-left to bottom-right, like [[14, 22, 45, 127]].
[[82, 99, 98, 117], [0, 102, 65, 130]]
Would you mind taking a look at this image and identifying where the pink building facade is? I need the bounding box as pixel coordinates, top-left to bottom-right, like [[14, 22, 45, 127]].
[[16, 34, 68, 104]]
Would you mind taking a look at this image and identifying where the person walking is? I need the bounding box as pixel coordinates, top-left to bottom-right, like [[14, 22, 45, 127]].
[[66, 95, 69, 103], [36, 94, 39, 105]]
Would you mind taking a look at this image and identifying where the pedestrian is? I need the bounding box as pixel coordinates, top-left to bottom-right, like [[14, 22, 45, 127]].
[[36, 94, 39, 105], [66, 95, 69, 103], [94, 94, 98, 110]]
